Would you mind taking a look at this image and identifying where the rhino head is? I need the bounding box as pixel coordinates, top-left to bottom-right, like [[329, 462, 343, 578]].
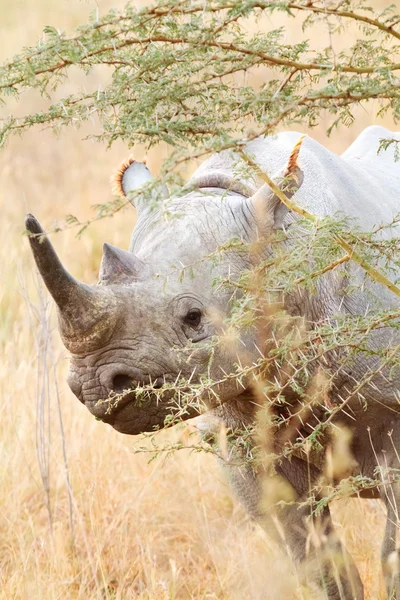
[[26, 141, 303, 435]]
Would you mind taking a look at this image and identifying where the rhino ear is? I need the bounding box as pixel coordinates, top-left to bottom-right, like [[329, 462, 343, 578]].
[[113, 158, 169, 215], [250, 135, 305, 230], [99, 243, 145, 285]]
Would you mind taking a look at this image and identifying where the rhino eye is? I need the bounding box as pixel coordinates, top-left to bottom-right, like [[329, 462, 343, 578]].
[[184, 309, 202, 328]]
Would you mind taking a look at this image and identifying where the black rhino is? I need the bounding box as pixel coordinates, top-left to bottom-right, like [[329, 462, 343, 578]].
[[26, 126, 400, 599]]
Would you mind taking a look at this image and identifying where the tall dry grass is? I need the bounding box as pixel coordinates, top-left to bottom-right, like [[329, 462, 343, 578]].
[[0, 0, 397, 597]]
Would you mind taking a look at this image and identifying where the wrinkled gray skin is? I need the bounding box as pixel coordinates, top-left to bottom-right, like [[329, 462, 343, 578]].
[[27, 126, 400, 599]]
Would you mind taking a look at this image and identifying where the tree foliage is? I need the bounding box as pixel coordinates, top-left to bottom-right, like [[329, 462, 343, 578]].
[[3, 0, 400, 508], [1, 0, 400, 163]]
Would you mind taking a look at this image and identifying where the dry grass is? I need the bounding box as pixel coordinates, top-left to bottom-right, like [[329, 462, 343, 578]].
[[0, 0, 398, 597]]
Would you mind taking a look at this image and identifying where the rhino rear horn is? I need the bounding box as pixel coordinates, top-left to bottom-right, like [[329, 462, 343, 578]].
[[99, 243, 145, 284], [25, 214, 116, 351]]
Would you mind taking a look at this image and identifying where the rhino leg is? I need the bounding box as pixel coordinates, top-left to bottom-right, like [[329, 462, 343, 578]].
[[275, 456, 363, 600], [225, 453, 363, 599], [275, 494, 364, 600]]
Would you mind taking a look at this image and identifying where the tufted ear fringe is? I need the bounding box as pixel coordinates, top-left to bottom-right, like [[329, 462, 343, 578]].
[[285, 134, 306, 184], [112, 156, 146, 197]]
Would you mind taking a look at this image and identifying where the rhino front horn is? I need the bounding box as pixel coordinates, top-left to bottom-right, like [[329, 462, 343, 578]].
[[25, 214, 117, 352]]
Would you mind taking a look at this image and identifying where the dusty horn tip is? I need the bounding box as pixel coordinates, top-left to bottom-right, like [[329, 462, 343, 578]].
[[25, 213, 44, 235]]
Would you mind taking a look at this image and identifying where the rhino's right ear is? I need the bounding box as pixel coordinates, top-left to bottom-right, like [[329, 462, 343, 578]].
[[112, 158, 169, 216], [250, 135, 305, 230], [99, 243, 145, 285]]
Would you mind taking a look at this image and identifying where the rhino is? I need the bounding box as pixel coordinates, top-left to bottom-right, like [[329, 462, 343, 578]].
[[26, 125, 400, 599]]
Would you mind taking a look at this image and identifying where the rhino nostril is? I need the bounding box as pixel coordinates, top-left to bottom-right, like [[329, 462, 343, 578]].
[[112, 374, 134, 394]]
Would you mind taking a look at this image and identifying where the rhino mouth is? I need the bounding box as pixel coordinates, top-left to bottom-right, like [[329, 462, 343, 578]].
[[85, 390, 137, 421], [83, 375, 199, 435], [86, 378, 170, 415]]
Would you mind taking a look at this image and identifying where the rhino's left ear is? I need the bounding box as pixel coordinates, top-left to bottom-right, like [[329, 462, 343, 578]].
[[250, 135, 305, 230], [112, 158, 169, 216], [99, 243, 145, 285]]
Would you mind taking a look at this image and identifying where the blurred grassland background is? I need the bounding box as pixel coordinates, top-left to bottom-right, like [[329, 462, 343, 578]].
[[0, 0, 398, 598]]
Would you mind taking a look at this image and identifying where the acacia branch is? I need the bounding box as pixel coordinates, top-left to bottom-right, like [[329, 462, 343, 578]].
[[2, 26, 400, 93], [286, 2, 400, 41]]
